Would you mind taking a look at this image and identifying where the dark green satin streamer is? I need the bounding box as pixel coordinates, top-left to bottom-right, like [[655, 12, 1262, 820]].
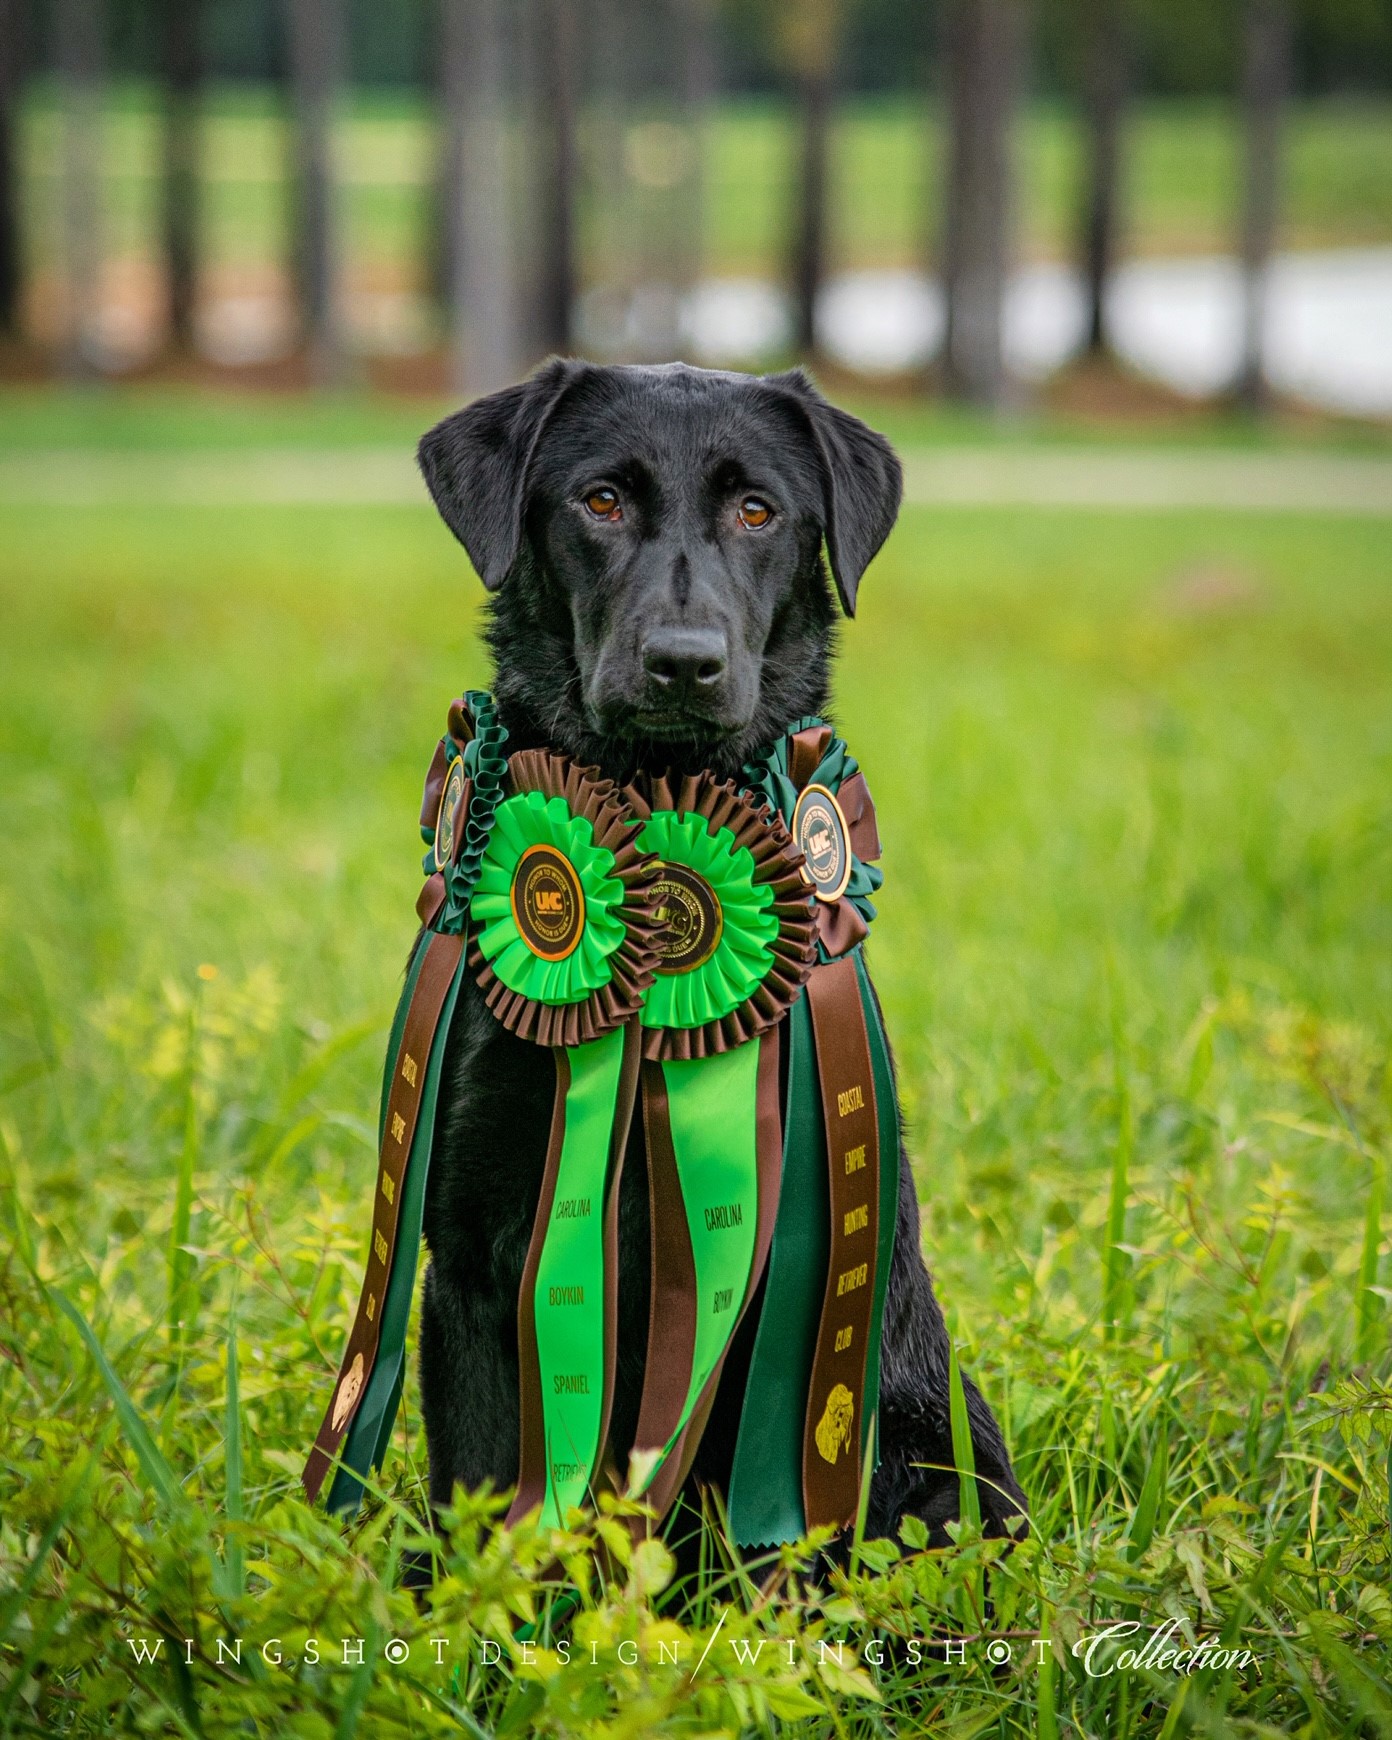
[[327, 936, 467, 1515], [726, 946, 901, 1546]]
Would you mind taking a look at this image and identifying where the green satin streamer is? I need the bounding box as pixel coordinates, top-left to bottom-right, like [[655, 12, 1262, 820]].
[[726, 989, 826, 1546], [634, 1043, 763, 1491], [532, 1025, 629, 1526]]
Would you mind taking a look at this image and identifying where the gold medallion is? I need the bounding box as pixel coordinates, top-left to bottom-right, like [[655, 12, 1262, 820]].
[[433, 755, 469, 871], [792, 783, 852, 903], [651, 864, 724, 974]]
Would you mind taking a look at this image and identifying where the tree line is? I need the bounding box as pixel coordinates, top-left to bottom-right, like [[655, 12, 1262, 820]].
[[0, 0, 1370, 407]]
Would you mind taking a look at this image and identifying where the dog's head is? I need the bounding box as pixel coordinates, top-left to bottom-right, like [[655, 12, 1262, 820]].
[[418, 359, 902, 777]]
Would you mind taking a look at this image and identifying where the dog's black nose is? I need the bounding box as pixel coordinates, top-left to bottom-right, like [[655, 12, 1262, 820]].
[[641, 627, 728, 691]]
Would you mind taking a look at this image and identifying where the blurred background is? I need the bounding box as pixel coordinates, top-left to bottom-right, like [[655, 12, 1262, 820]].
[[0, 0, 1388, 415]]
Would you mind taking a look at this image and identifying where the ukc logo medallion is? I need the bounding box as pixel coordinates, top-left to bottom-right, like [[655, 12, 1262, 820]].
[[511, 845, 585, 961], [792, 782, 852, 903], [651, 864, 723, 973]]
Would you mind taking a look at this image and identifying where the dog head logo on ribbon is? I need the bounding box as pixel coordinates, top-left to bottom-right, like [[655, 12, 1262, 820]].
[[814, 1383, 855, 1464], [331, 1353, 365, 1433]]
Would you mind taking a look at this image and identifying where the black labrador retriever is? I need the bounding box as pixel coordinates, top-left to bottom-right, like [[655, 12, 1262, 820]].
[[414, 358, 1026, 1555]]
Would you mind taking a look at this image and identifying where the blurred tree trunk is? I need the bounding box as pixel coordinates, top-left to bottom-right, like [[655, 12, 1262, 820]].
[[431, 0, 462, 321], [54, 0, 104, 375], [536, 0, 577, 354], [439, 0, 521, 395], [160, 0, 203, 352], [0, 0, 24, 337], [784, 0, 840, 359], [286, 0, 347, 384], [940, 0, 1027, 406], [1235, 0, 1290, 412], [1077, 0, 1126, 356], [677, 0, 715, 313]]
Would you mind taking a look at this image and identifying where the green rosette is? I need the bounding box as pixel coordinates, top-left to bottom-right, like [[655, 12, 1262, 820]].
[[627, 771, 817, 1061], [635, 809, 777, 1032], [468, 749, 662, 1049]]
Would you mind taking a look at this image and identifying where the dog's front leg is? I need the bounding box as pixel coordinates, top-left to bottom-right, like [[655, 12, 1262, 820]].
[[415, 991, 556, 1539], [418, 1257, 523, 1509], [866, 1160, 1028, 1544]]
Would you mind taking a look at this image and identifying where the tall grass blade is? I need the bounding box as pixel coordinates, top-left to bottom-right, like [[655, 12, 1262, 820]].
[[167, 998, 201, 1357], [222, 1299, 245, 1599], [847, 1408, 877, 1578], [948, 1337, 980, 1533], [335, 1620, 382, 1740], [1128, 1429, 1168, 1561], [1357, 1154, 1384, 1364], [49, 1288, 187, 1514], [1155, 1679, 1189, 1740], [1036, 1617, 1058, 1740], [1103, 957, 1132, 1343]]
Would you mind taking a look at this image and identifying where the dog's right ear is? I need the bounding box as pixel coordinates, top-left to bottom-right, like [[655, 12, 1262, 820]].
[[417, 357, 582, 590], [761, 367, 902, 618]]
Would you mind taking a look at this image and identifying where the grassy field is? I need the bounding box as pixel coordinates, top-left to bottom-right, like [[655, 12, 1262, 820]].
[[1, 389, 1391, 1735], [17, 85, 1392, 295]]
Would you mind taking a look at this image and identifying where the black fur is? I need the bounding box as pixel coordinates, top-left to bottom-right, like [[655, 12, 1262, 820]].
[[414, 360, 1027, 1559]]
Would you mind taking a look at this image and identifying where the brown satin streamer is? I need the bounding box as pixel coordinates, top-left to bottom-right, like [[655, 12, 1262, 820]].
[[419, 701, 474, 839], [788, 724, 833, 793], [627, 1028, 783, 1530], [631, 1063, 699, 1455], [507, 1018, 642, 1525], [303, 928, 464, 1503], [801, 955, 881, 1530]]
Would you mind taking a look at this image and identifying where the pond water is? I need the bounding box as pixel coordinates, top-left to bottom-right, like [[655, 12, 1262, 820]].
[[667, 249, 1392, 416]]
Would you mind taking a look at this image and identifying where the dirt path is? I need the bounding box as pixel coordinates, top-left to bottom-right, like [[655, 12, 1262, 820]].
[[0, 445, 1390, 514]]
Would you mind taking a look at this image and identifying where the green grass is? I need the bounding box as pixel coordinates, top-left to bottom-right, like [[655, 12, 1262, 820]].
[[17, 85, 1392, 291], [1, 390, 1391, 1734]]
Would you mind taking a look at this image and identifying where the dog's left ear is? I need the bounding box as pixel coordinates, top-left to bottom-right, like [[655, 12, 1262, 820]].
[[764, 369, 903, 617], [417, 357, 583, 590]]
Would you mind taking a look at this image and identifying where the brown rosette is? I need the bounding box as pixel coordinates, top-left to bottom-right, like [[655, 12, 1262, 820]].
[[626, 770, 817, 1062], [467, 749, 664, 1049]]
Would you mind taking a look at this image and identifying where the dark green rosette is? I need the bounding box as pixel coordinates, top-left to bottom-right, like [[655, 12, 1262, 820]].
[[418, 690, 511, 936], [626, 771, 817, 1061], [469, 750, 663, 1048], [743, 717, 883, 960]]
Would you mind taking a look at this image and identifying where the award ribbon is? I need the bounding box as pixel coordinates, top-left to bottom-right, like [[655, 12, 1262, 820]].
[[302, 926, 466, 1509], [467, 751, 662, 1526], [726, 719, 901, 1544], [617, 774, 815, 1521], [304, 692, 509, 1512], [511, 1022, 641, 1527], [801, 954, 881, 1528], [303, 700, 898, 1550]]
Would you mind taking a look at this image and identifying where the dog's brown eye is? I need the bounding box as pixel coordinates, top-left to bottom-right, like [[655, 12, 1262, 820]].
[[738, 496, 772, 529], [585, 487, 621, 520]]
